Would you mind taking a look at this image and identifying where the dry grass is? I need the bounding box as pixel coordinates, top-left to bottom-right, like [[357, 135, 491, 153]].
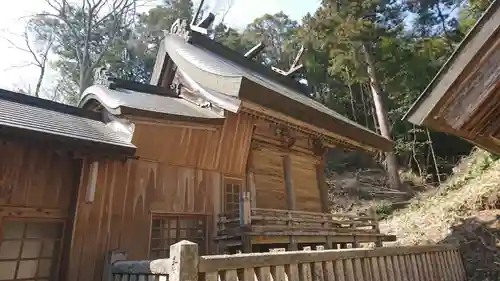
[[381, 148, 500, 246]]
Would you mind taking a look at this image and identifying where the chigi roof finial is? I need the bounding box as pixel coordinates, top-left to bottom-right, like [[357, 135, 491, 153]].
[[170, 18, 190, 38], [94, 63, 113, 86]]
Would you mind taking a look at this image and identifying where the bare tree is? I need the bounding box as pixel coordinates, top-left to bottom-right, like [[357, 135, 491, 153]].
[[2, 20, 54, 97], [36, 0, 144, 96]]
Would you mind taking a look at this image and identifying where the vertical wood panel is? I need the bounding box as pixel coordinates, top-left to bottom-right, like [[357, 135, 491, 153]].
[[291, 154, 321, 212], [252, 142, 287, 209], [68, 158, 221, 281], [0, 141, 74, 209]]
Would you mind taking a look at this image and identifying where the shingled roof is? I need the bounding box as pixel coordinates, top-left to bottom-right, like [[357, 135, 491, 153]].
[[0, 89, 136, 156]]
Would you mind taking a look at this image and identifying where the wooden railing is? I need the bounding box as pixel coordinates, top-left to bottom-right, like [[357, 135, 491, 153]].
[[109, 240, 467, 281], [217, 207, 381, 236]]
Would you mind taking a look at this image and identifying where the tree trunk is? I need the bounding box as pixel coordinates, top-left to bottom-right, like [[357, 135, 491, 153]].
[[361, 42, 402, 191], [79, 67, 93, 97], [34, 65, 45, 98]]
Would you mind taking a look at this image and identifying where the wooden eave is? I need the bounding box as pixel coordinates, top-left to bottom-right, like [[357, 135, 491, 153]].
[[80, 85, 226, 125], [240, 101, 387, 154], [119, 106, 226, 126], [0, 88, 136, 159], [404, 0, 500, 125], [403, 0, 500, 154], [0, 125, 136, 159]]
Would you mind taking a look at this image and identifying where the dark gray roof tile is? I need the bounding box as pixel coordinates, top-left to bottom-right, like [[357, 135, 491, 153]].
[[0, 89, 136, 154]]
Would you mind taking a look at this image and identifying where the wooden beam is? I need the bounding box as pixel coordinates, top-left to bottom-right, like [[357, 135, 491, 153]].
[[0, 207, 68, 219], [316, 161, 330, 213], [129, 117, 221, 131]]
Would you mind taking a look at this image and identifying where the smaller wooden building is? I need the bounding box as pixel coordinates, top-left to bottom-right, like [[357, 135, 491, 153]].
[[0, 89, 135, 281], [404, 0, 500, 154]]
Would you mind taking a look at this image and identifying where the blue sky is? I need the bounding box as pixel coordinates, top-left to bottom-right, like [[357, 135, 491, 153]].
[[0, 0, 321, 93]]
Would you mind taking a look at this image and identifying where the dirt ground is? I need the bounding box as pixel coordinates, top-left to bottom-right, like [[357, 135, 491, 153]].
[[441, 209, 500, 281]]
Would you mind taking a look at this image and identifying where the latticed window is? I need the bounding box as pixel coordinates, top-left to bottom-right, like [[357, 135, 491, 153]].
[[224, 179, 241, 214], [149, 215, 207, 259], [0, 219, 64, 281]]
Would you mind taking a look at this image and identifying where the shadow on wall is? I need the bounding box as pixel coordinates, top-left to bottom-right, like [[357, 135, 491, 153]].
[[438, 210, 500, 281]]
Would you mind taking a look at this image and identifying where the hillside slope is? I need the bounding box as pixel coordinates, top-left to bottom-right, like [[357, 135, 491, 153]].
[[381, 149, 500, 281]]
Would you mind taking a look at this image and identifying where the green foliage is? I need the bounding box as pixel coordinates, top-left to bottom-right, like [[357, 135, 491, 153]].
[[243, 12, 300, 68], [375, 201, 393, 220]]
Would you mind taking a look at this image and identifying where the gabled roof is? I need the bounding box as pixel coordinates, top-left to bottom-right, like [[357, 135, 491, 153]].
[[403, 0, 500, 125], [154, 31, 393, 152], [0, 88, 136, 156]]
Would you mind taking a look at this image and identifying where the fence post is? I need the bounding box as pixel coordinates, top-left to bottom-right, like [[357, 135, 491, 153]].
[[368, 207, 383, 247], [102, 250, 127, 281], [169, 240, 199, 281]]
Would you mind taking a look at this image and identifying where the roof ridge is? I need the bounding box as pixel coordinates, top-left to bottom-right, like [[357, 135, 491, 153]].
[[187, 31, 311, 95], [0, 88, 102, 121]]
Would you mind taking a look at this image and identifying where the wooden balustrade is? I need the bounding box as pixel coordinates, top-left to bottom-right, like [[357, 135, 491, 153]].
[[108, 240, 467, 281], [217, 208, 381, 236]]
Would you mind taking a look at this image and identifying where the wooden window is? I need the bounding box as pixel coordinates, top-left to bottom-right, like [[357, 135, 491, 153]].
[[223, 179, 241, 214], [0, 219, 64, 281], [149, 214, 207, 259]]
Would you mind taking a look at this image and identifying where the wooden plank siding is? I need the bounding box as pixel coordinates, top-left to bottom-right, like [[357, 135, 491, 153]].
[[249, 117, 324, 213], [67, 158, 222, 281], [67, 113, 255, 281], [0, 141, 75, 210], [130, 113, 254, 176], [291, 153, 321, 213], [251, 142, 287, 210], [250, 142, 322, 212], [0, 141, 81, 281]]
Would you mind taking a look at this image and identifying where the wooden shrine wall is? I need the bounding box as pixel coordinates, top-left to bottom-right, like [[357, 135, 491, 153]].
[[67, 158, 222, 281], [131, 113, 254, 177], [249, 119, 324, 213], [66, 111, 328, 281], [251, 142, 287, 210], [67, 114, 255, 281]]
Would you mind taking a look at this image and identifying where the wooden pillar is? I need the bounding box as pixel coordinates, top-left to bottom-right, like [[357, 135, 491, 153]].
[[283, 154, 295, 210], [246, 149, 257, 209], [241, 192, 251, 225], [325, 237, 334, 249], [283, 154, 297, 251], [102, 250, 127, 281], [316, 161, 330, 213], [242, 235, 252, 253], [369, 208, 383, 247], [288, 214, 298, 252], [246, 170, 257, 209]]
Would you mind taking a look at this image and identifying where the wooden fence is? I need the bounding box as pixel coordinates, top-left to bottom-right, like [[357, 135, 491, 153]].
[[109, 241, 466, 281]]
